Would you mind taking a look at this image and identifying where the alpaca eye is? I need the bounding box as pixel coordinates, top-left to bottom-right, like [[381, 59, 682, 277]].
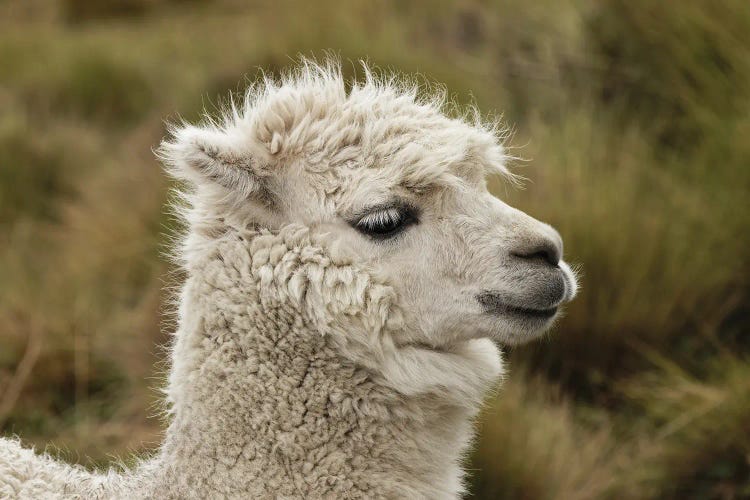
[[354, 206, 417, 239]]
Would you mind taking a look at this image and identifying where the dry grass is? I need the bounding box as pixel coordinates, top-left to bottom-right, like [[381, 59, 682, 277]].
[[470, 373, 623, 499]]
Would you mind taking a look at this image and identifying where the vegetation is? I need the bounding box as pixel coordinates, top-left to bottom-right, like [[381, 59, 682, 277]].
[[0, 0, 747, 497]]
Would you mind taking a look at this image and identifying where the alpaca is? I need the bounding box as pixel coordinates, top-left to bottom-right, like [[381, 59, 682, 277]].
[[0, 60, 578, 499]]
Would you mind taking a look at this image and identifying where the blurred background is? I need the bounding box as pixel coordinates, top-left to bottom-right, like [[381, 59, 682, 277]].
[[0, 0, 748, 498]]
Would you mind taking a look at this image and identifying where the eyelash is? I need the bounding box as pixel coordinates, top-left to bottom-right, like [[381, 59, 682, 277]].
[[353, 205, 418, 240]]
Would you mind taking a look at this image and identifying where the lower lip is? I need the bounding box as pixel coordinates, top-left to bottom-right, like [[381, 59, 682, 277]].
[[476, 293, 560, 320], [485, 303, 558, 320], [502, 305, 558, 319]]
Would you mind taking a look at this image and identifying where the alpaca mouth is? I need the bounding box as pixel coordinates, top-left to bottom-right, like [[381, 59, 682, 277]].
[[497, 304, 558, 319], [476, 292, 560, 320]]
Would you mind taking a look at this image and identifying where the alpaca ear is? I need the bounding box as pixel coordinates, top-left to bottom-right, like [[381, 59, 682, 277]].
[[158, 124, 269, 198]]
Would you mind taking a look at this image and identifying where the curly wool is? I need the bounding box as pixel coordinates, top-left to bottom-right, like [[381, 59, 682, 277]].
[[0, 60, 507, 499], [1, 225, 500, 499]]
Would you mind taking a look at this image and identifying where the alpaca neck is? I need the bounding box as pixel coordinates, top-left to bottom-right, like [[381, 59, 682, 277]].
[[153, 313, 478, 498], [135, 227, 501, 498]]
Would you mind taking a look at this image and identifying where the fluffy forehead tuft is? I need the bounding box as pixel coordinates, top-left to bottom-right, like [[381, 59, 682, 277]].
[[161, 58, 515, 198]]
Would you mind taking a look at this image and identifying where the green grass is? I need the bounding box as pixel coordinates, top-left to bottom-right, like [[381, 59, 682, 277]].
[[0, 117, 76, 224], [0, 0, 747, 497]]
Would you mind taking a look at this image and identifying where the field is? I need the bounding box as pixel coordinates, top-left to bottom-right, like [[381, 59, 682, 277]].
[[0, 0, 748, 498]]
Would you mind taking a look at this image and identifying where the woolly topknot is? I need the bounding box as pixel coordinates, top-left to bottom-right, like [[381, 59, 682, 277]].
[[158, 57, 514, 200]]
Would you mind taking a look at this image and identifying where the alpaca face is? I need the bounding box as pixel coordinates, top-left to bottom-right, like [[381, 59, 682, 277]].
[[161, 65, 577, 349], [268, 152, 578, 347]]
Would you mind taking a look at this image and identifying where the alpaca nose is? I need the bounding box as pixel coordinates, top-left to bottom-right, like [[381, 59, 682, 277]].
[[511, 232, 562, 267]]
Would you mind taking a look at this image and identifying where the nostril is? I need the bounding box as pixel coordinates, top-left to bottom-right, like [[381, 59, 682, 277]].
[[512, 239, 561, 267]]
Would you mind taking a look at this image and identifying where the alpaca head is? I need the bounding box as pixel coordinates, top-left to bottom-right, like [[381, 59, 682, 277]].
[[160, 61, 577, 352]]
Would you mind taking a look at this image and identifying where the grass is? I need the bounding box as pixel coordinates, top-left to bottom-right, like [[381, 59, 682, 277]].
[[469, 373, 621, 499], [0, 117, 76, 224], [0, 0, 748, 497]]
